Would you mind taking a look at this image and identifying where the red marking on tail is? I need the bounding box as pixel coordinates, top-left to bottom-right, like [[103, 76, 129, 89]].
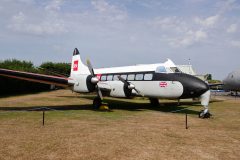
[[73, 60, 78, 71]]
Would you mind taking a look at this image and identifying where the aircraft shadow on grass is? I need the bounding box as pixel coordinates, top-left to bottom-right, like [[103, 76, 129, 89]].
[[0, 95, 223, 116]]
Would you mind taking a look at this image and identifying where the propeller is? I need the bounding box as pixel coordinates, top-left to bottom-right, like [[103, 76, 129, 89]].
[[86, 59, 103, 100], [118, 75, 144, 97]]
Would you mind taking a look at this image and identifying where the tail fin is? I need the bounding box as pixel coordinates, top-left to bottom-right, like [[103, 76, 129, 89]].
[[70, 48, 90, 77]]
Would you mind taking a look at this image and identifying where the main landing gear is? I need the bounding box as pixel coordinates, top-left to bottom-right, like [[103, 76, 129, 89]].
[[93, 97, 102, 109], [93, 97, 109, 110], [149, 98, 159, 106]]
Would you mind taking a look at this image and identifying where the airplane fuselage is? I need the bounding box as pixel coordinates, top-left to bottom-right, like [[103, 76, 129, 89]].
[[71, 70, 208, 100]]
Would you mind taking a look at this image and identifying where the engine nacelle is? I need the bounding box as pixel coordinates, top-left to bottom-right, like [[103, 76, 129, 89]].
[[109, 81, 132, 98], [70, 75, 95, 93]]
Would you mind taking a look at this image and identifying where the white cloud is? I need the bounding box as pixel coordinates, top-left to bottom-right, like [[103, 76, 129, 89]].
[[4, 0, 67, 36], [7, 11, 66, 35], [91, 0, 113, 12], [194, 15, 220, 28], [230, 40, 240, 47], [134, 0, 162, 8], [45, 0, 64, 12], [217, 0, 239, 14], [12, 12, 25, 23], [151, 17, 177, 29], [17, 0, 34, 4], [227, 24, 238, 33], [149, 16, 188, 34], [129, 35, 137, 43], [169, 30, 208, 47], [91, 0, 127, 21], [195, 30, 208, 40]]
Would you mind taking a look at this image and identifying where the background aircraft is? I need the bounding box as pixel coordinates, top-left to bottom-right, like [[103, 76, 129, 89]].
[[223, 69, 240, 94], [0, 48, 211, 118]]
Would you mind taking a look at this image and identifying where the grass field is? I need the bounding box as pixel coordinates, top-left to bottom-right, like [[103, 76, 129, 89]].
[[0, 90, 239, 160]]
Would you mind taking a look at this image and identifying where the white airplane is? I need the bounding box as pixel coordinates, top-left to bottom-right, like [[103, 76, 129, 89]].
[[0, 48, 211, 118]]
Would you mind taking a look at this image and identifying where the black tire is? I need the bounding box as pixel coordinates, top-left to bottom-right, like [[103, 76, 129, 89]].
[[199, 110, 211, 118], [93, 97, 102, 109], [204, 112, 211, 118]]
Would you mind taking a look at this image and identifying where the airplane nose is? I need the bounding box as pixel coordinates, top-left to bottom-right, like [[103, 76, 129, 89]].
[[179, 74, 209, 99]]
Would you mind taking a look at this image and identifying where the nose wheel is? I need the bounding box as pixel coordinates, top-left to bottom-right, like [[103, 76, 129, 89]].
[[199, 108, 212, 118]]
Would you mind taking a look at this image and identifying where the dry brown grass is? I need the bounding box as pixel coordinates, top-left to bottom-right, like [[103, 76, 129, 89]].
[[0, 90, 239, 160]]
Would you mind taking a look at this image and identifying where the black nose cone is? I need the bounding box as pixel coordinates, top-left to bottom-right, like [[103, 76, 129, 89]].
[[179, 74, 209, 98]]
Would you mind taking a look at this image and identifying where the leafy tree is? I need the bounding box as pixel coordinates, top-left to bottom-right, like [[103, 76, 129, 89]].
[[0, 59, 71, 96], [0, 59, 37, 72], [39, 62, 71, 77]]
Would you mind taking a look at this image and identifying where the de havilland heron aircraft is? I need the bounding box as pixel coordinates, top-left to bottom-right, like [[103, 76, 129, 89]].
[[0, 48, 211, 118]]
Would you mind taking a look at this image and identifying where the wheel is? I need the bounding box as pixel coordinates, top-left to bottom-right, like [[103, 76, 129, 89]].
[[198, 110, 204, 118], [204, 112, 212, 118], [199, 110, 212, 118], [93, 97, 102, 109], [149, 98, 159, 106]]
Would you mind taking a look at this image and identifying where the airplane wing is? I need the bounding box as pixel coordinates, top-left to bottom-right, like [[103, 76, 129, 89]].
[[0, 68, 70, 87]]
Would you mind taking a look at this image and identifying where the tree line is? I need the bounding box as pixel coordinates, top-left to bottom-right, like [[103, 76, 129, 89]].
[[0, 59, 71, 96]]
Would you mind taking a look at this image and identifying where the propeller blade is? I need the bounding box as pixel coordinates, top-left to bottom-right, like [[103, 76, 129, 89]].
[[118, 75, 144, 97], [133, 88, 144, 97], [118, 75, 129, 85], [96, 85, 103, 100], [86, 59, 103, 100], [86, 59, 95, 76]]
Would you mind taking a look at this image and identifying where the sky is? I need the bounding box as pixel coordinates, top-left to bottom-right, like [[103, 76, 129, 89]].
[[0, 0, 239, 79]]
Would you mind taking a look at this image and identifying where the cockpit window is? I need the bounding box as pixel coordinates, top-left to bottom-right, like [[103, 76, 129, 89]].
[[155, 66, 167, 73], [170, 67, 181, 73]]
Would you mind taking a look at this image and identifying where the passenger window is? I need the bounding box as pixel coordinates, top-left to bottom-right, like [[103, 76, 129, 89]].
[[113, 75, 120, 80], [135, 74, 143, 80], [127, 74, 135, 81], [107, 75, 113, 81], [144, 74, 153, 80], [101, 75, 107, 81], [156, 66, 167, 73], [120, 74, 127, 80]]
